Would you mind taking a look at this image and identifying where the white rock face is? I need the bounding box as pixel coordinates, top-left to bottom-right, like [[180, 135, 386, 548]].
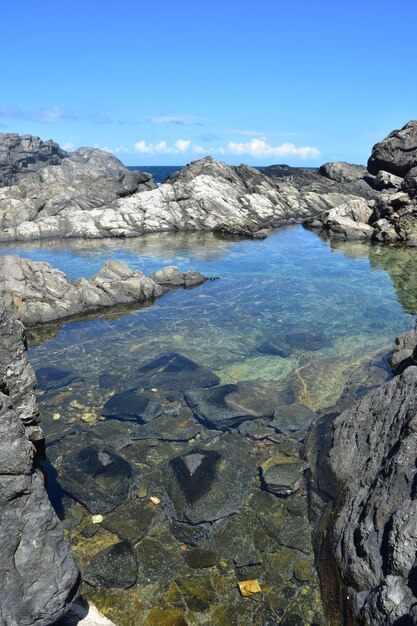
[[0, 155, 359, 242], [312, 197, 375, 239]]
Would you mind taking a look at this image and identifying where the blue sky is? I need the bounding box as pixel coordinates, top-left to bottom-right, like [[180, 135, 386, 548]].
[[1, 0, 416, 166]]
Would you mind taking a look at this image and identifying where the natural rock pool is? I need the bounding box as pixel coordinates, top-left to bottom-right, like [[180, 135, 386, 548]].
[[2, 225, 417, 625]]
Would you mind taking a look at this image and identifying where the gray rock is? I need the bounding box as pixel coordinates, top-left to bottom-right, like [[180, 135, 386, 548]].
[[389, 322, 417, 373], [151, 265, 206, 287], [185, 382, 276, 430], [84, 541, 137, 589], [319, 161, 368, 183], [57, 444, 131, 514], [373, 170, 404, 190], [0, 132, 67, 187], [368, 119, 417, 176], [101, 389, 163, 423], [165, 433, 254, 524], [260, 456, 308, 496], [308, 197, 374, 239], [0, 256, 168, 326], [327, 365, 417, 624], [0, 289, 80, 626], [136, 352, 220, 391], [403, 165, 417, 198]]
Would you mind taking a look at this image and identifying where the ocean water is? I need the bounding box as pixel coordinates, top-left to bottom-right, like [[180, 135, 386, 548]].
[[3, 225, 417, 625]]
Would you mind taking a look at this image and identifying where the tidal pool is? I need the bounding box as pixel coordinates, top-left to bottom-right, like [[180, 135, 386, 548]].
[[3, 225, 417, 625]]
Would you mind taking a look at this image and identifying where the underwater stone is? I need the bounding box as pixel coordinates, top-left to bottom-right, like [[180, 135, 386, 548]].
[[135, 538, 184, 582], [58, 444, 131, 514], [256, 338, 292, 357], [260, 455, 308, 497], [36, 366, 79, 391], [102, 499, 165, 543], [185, 382, 276, 430], [270, 403, 314, 434], [101, 389, 162, 423], [165, 433, 254, 524], [84, 541, 137, 589], [136, 352, 220, 391], [170, 520, 213, 546]]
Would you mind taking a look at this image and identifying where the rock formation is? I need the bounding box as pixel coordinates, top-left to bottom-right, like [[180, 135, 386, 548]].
[[0, 288, 80, 626], [307, 120, 417, 245], [0, 256, 207, 326]]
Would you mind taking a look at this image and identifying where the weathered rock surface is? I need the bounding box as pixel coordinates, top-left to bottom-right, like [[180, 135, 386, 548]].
[[151, 265, 206, 287], [319, 161, 368, 183], [84, 541, 137, 589], [0, 133, 67, 187], [326, 358, 417, 624], [0, 256, 208, 326], [307, 197, 374, 240], [0, 288, 80, 626], [136, 352, 220, 391], [368, 120, 417, 176]]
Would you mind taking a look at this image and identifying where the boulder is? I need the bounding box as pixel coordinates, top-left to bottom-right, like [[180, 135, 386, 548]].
[[319, 161, 368, 183], [373, 170, 404, 191], [402, 165, 417, 198], [308, 197, 374, 239], [151, 265, 206, 287], [84, 541, 137, 589], [57, 444, 131, 514], [0, 132, 67, 187], [368, 120, 417, 176], [136, 352, 220, 391], [389, 322, 417, 373], [185, 382, 276, 430], [165, 433, 254, 524]]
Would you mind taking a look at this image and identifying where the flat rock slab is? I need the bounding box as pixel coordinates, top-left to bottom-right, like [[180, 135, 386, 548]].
[[84, 541, 137, 589], [128, 408, 201, 442], [101, 389, 162, 423], [136, 352, 220, 391], [165, 433, 255, 523], [36, 366, 79, 391], [260, 454, 308, 496], [135, 537, 184, 583], [58, 444, 131, 514], [185, 382, 276, 430], [102, 499, 166, 543], [271, 403, 314, 434]]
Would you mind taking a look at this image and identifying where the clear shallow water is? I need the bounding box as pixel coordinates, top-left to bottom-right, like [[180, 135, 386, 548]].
[[3, 226, 417, 625]]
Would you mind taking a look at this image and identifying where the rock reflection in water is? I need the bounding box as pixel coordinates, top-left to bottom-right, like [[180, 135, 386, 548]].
[[170, 450, 220, 504]]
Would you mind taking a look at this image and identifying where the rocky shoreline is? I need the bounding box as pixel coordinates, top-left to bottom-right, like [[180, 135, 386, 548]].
[[1, 122, 417, 625]]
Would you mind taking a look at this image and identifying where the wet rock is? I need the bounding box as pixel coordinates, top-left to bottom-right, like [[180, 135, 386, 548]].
[[260, 454, 308, 496], [185, 382, 275, 430], [102, 499, 165, 543], [211, 511, 265, 567], [136, 537, 184, 582], [213, 223, 268, 240], [136, 352, 220, 391], [368, 120, 417, 176], [271, 403, 314, 434], [101, 389, 162, 423], [256, 338, 292, 357], [389, 321, 417, 373], [84, 541, 137, 589], [128, 407, 201, 442], [184, 547, 218, 568], [165, 433, 254, 523], [58, 444, 131, 514], [151, 265, 206, 287], [170, 520, 212, 546], [144, 608, 188, 626], [36, 366, 78, 391]]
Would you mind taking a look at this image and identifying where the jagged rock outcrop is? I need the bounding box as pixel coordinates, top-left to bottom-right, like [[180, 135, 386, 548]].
[[0, 131, 378, 241], [368, 120, 417, 177], [0, 133, 67, 187], [318, 161, 368, 184], [306, 121, 417, 245], [0, 288, 80, 626], [0, 256, 207, 326]]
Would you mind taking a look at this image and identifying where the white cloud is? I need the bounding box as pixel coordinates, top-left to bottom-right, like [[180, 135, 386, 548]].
[[174, 139, 191, 152], [148, 114, 205, 126], [31, 106, 76, 123], [95, 144, 129, 154], [225, 138, 320, 159], [62, 142, 74, 151], [134, 139, 200, 154]]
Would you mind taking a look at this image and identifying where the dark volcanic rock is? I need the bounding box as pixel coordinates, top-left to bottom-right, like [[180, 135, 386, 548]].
[[213, 223, 268, 240], [0, 132, 67, 187], [389, 321, 417, 374], [368, 120, 417, 176], [185, 382, 276, 430], [0, 288, 80, 626], [58, 444, 131, 514], [101, 389, 162, 423], [260, 455, 308, 496], [102, 499, 166, 543], [328, 365, 417, 624], [136, 537, 184, 582], [403, 165, 417, 198], [165, 433, 254, 524], [136, 352, 220, 391], [84, 541, 137, 589]]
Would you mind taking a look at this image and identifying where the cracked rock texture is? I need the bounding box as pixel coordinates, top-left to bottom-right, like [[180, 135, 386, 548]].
[[0, 256, 206, 326], [0, 288, 80, 626], [326, 330, 417, 624]]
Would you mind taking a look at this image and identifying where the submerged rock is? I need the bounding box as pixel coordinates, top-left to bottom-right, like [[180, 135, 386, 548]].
[[58, 444, 131, 514], [136, 352, 220, 391], [101, 389, 162, 423], [84, 541, 137, 589], [151, 265, 207, 287], [185, 382, 276, 430], [165, 433, 254, 524], [260, 454, 308, 496]]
